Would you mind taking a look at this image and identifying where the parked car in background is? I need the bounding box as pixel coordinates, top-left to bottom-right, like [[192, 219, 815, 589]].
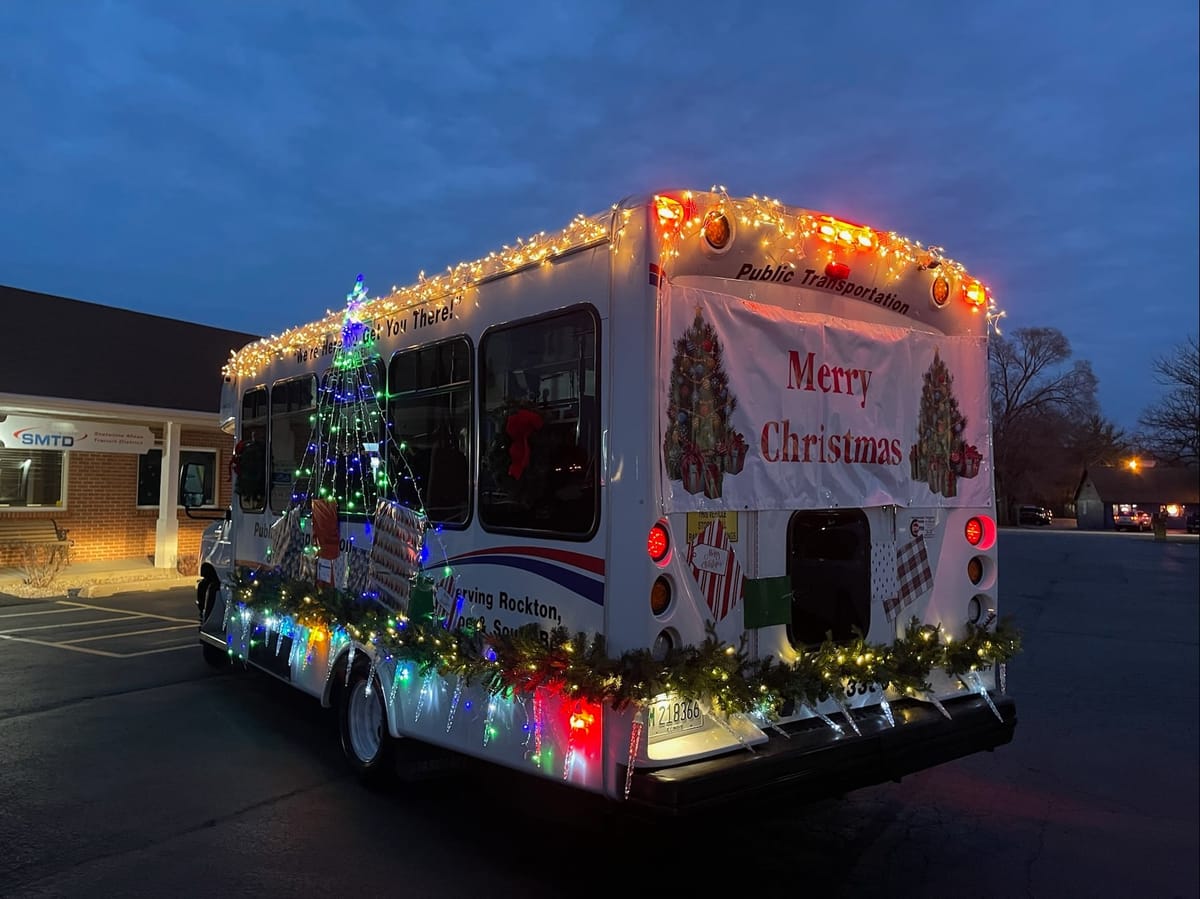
[[1114, 509, 1152, 532], [1019, 505, 1053, 526]]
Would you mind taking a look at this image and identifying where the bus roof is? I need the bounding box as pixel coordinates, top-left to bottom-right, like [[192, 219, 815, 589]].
[[223, 188, 995, 380]]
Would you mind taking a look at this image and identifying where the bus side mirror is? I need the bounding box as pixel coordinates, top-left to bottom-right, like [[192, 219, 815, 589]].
[[180, 462, 206, 508]]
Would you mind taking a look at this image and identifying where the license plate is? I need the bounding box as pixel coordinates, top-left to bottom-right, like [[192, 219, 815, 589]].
[[647, 696, 705, 743]]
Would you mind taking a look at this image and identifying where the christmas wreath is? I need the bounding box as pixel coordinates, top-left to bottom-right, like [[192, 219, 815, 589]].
[[484, 400, 551, 508]]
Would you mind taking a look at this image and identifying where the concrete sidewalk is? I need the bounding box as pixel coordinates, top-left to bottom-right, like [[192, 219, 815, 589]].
[[0, 557, 196, 600]]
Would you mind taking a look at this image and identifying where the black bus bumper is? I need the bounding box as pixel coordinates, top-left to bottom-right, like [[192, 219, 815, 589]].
[[625, 693, 1017, 813]]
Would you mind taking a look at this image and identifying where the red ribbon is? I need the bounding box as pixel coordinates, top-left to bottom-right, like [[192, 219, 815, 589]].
[[506, 409, 544, 479]]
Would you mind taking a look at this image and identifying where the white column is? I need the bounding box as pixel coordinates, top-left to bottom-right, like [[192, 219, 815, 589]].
[[155, 420, 182, 569]]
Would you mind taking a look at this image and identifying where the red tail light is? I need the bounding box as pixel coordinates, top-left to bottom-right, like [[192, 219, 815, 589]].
[[964, 515, 996, 550], [647, 521, 670, 563]]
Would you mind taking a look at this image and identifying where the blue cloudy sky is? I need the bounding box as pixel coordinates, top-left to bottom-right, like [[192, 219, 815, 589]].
[[1, 1, 1196, 429]]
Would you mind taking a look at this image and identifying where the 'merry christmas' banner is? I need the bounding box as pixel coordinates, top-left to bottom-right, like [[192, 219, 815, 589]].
[[660, 285, 992, 511]]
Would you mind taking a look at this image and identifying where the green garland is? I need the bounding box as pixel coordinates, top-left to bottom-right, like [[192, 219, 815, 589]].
[[231, 568, 1021, 718]]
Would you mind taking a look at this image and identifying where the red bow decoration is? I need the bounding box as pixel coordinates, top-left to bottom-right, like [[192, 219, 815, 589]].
[[506, 409, 544, 479]]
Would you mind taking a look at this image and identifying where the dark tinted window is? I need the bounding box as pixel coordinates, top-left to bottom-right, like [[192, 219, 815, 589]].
[[387, 338, 472, 525], [237, 387, 268, 512], [270, 376, 317, 512], [479, 308, 599, 537]]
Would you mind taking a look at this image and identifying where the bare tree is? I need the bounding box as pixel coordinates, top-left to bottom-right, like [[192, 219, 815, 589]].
[[1137, 335, 1199, 467], [989, 327, 1102, 521]]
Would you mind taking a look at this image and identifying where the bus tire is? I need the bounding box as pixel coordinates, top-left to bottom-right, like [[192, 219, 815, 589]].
[[338, 663, 395, 787], [202, 642, 228, 668]]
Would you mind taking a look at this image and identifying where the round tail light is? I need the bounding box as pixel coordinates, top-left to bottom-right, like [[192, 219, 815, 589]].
[[650, 576, 672, 616], [647, 520, 670, 564]]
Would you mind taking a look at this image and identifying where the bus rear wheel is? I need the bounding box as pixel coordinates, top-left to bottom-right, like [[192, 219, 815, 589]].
[[339, 665, 395, 786]]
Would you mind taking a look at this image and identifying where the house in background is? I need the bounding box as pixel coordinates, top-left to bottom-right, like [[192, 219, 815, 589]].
[[0, 285, 257, 570], [1074, 465, 1200, 530]]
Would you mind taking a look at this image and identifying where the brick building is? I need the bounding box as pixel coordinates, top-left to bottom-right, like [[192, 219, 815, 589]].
[[0, 285, 257, 570]]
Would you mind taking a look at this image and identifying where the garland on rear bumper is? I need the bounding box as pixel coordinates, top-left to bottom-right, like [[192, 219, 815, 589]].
[[227, 568, 1021, 718], [226, 568, 1022, 715]]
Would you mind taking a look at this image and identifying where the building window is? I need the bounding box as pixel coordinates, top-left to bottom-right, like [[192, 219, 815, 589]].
[[0, 449, 66, 507], [479, 307, 599, 537], [137, 448, 219, 507], [388, 337, 472, 525]]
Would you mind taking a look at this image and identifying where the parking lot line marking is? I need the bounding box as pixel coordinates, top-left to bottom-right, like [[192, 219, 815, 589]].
[[0, 632, 196, 658], [0, 615, 138, 635], [57, 600, 195, 624], [116, 645, 198, 658], [0, 607, 90, 620], [0, 633, 123, 657], [61, 624, 198, 644]]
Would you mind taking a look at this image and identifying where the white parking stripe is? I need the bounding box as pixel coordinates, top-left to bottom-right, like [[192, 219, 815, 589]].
[[0, 633, 124, 657], [0, 607, 89, 619], [0, 615, 138, 635], [61, 624, 197, 645], [0, 598, 201, 658], [0, 632, 196, 658], [57, 600, 195, 624]]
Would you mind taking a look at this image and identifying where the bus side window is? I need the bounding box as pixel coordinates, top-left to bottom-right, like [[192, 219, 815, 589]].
[[479, 306, 599, 538], [387, 337, 472, 526], [236, 386, 268, 512], [270, 375, 316, 512]]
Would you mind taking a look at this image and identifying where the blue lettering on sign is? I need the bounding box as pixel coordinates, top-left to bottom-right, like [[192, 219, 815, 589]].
[[18, 432, 74, 447]]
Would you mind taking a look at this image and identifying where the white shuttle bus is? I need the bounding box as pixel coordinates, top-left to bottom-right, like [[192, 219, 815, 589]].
[[193, 188, 1019, 812]]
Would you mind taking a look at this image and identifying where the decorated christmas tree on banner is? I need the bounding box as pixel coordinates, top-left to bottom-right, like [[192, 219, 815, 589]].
[[663, 307, 747, 499], [909, 349, 983, 498], [272, 275, 426, 605]]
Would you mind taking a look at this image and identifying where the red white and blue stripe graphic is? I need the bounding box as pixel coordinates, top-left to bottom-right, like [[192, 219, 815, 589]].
[[437, 546, 606, 606]]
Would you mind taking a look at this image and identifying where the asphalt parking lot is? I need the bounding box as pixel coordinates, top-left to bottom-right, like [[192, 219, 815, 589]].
[[0, 530, 1196, 899], [0, 596, 197, 659]]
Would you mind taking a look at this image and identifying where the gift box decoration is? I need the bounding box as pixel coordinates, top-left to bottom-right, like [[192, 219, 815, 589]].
[[681, 446, 705, 495], [367, 498, 428, 611], [962, 444, 982, 478], [950, 449, 964, 476], [725, 433, 748, 475], [702, 461, 724, 499]]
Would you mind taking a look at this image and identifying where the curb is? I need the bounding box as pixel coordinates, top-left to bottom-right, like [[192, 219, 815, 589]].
[[78, 578, 197, 598]]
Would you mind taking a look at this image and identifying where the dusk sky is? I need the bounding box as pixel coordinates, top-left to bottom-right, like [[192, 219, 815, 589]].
[[2, 2, 1196, 430]]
